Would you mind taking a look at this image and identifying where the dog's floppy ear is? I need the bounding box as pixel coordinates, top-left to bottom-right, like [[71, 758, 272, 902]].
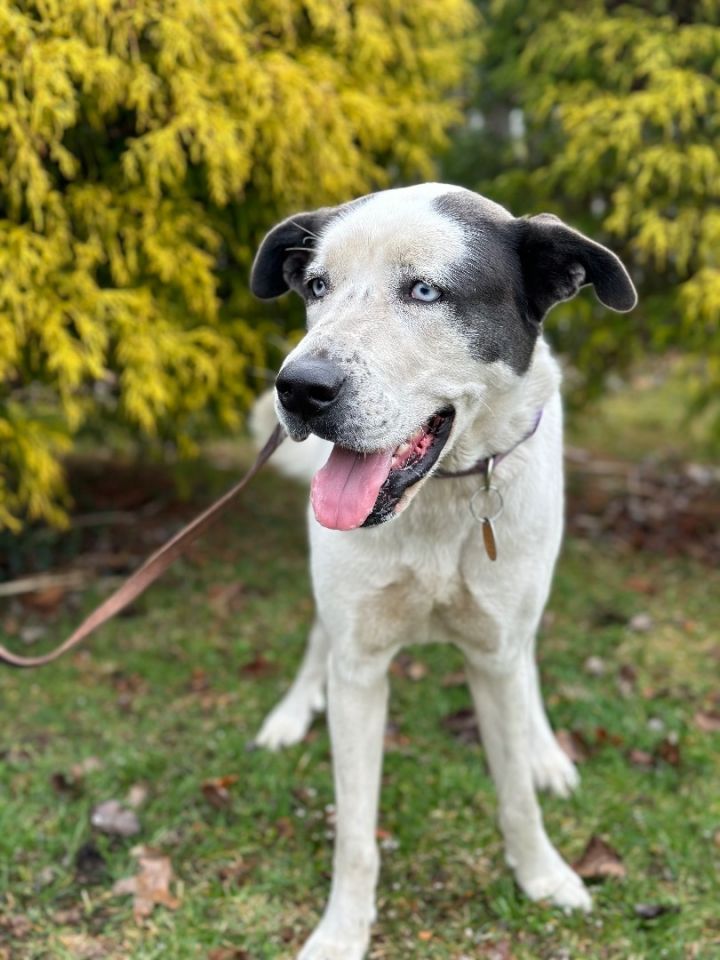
[[251, 207, 337, 299], [517, 213, 637, 324]]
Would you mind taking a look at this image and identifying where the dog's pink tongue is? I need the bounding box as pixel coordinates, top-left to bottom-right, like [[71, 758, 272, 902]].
[[311, 445, 393, 531]]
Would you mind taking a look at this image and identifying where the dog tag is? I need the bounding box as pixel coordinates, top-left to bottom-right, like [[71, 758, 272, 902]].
[[469, 482, 503, 562], [482, 518, 498, 562]]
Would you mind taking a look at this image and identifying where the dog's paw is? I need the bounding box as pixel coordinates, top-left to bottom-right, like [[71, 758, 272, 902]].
[[255, 702, 314, 751], [297, 926, 369, 960], [255, 686, 325, 751], [530, 739, 580, 798], [517, 856, 592, 912]]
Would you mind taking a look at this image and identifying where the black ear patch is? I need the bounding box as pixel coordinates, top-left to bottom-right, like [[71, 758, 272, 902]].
[[250, 207, 337, 299], [517, 213, 637, 323]]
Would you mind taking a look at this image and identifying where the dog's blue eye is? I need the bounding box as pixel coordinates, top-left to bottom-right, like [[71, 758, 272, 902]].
[[308, 277, 328, 298], [410, 281, 441, 303]]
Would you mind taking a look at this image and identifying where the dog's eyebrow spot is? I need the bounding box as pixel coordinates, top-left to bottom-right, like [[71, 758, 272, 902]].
[[429, 191, 539, 374]]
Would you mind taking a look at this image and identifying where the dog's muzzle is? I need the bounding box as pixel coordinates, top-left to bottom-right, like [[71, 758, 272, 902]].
[[275, 357, 455, 533]]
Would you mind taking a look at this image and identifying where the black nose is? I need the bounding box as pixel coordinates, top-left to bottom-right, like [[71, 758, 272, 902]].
[[276, 358, 346, 420]]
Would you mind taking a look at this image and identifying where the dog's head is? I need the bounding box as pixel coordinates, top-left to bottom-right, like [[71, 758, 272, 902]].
[[252, 184, 636, 531]]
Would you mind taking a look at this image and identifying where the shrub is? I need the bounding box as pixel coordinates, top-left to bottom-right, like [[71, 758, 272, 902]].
[[446, 1, 720, 419], [0, 0, 477, 529]]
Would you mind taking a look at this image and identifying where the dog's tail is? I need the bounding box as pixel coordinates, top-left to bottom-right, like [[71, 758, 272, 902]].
[[249, 390, 329, 484]]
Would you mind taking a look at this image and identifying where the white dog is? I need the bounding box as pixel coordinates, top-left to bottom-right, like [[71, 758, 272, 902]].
[[249, 183, 636, 960]]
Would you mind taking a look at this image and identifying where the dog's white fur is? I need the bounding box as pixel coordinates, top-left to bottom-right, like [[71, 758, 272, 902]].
[[249, 184, 635, 959]]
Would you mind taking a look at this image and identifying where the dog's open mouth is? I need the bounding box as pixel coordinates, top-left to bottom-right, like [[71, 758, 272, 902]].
[[310, 409, 455, 531]]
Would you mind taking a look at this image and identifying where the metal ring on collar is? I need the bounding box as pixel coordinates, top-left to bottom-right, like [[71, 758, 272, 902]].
[[469, 484, 504, 525]]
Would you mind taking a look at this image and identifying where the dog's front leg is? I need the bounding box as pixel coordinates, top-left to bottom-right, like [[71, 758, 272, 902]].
[[465, 654, 591, 912], [298, 646, 391, 960], [255, 618, 329, 750]]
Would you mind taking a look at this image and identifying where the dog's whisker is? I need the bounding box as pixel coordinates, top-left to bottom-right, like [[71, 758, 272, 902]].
[[288, 218, 321, 241]]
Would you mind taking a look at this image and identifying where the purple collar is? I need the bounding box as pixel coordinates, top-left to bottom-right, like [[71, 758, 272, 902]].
[[434, 409, 543, 480]]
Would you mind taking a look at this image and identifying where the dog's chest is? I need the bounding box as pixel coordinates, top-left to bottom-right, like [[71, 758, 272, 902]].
[[369, 518, 507, 652]]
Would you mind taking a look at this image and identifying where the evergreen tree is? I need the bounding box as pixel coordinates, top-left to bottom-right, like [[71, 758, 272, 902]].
[[0, 0, 477, 529], [447, 0, 720, 419]]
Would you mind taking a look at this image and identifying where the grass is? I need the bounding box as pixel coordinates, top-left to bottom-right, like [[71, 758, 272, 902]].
[[1, 386, 719, 959], [566, 357, 720, 462]]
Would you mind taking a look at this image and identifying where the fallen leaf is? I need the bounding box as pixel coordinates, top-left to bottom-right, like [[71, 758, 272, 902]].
[[583, 655, 606, 677], [91, 800, 141, 837], [188, 667, 210, 693], [633, 902, 680, 921], [625, 576, 657, 595], [657, 738, 681, 767], [208, 949, 249, 960], [110, 670, 148, 711], [126, 783, 149, 809], [0, 914, 32, 938], [390, 653, 427, 680], [556, 729, 590, 763], [274, 816, 294, 838], [694, 710, 720, 733], [21, 584, 66, 613], [572, 835, 626, 881], [480, 941, 514, 960], [384, 721, 411, 751], [72, 756, 103, 777], [56, 933, 111, 959], [595, 726, 624, 748], [628, 748, 655, 769], [50, 771, 83, 797], [50, 756, 103, 797], [441, 707, 479, 744], [113, 846, 179, 922], [217, 857, 255, 887], [239, 655, 275, 678], [35, 865, 56, 889], [201, 775, 239, 809], [53, 907, 84, 926], [407, 661, 428, 681], [629, 612, 654, 633], [207, 581, 246, 617], [441, 670, 466, 687], [617, 664, 638, 698]]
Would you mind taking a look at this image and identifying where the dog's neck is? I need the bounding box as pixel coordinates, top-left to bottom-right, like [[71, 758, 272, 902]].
[[439, 338, 561, 475], [434, 409, 543, 480]]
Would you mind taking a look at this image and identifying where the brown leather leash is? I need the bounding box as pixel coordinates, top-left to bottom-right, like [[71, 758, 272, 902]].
[[0, 425, 286, 669]]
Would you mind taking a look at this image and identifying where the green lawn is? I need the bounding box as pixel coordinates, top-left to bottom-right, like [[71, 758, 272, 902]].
[[1, 422, 719, 959]]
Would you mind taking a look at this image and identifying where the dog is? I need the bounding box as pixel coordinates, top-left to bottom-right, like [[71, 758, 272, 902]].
[[248, 183, 636, 960]]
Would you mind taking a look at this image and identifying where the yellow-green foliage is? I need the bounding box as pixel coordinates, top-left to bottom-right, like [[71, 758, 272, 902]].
[[448, 1, 720, 416], [0, 0, 477, 530]]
